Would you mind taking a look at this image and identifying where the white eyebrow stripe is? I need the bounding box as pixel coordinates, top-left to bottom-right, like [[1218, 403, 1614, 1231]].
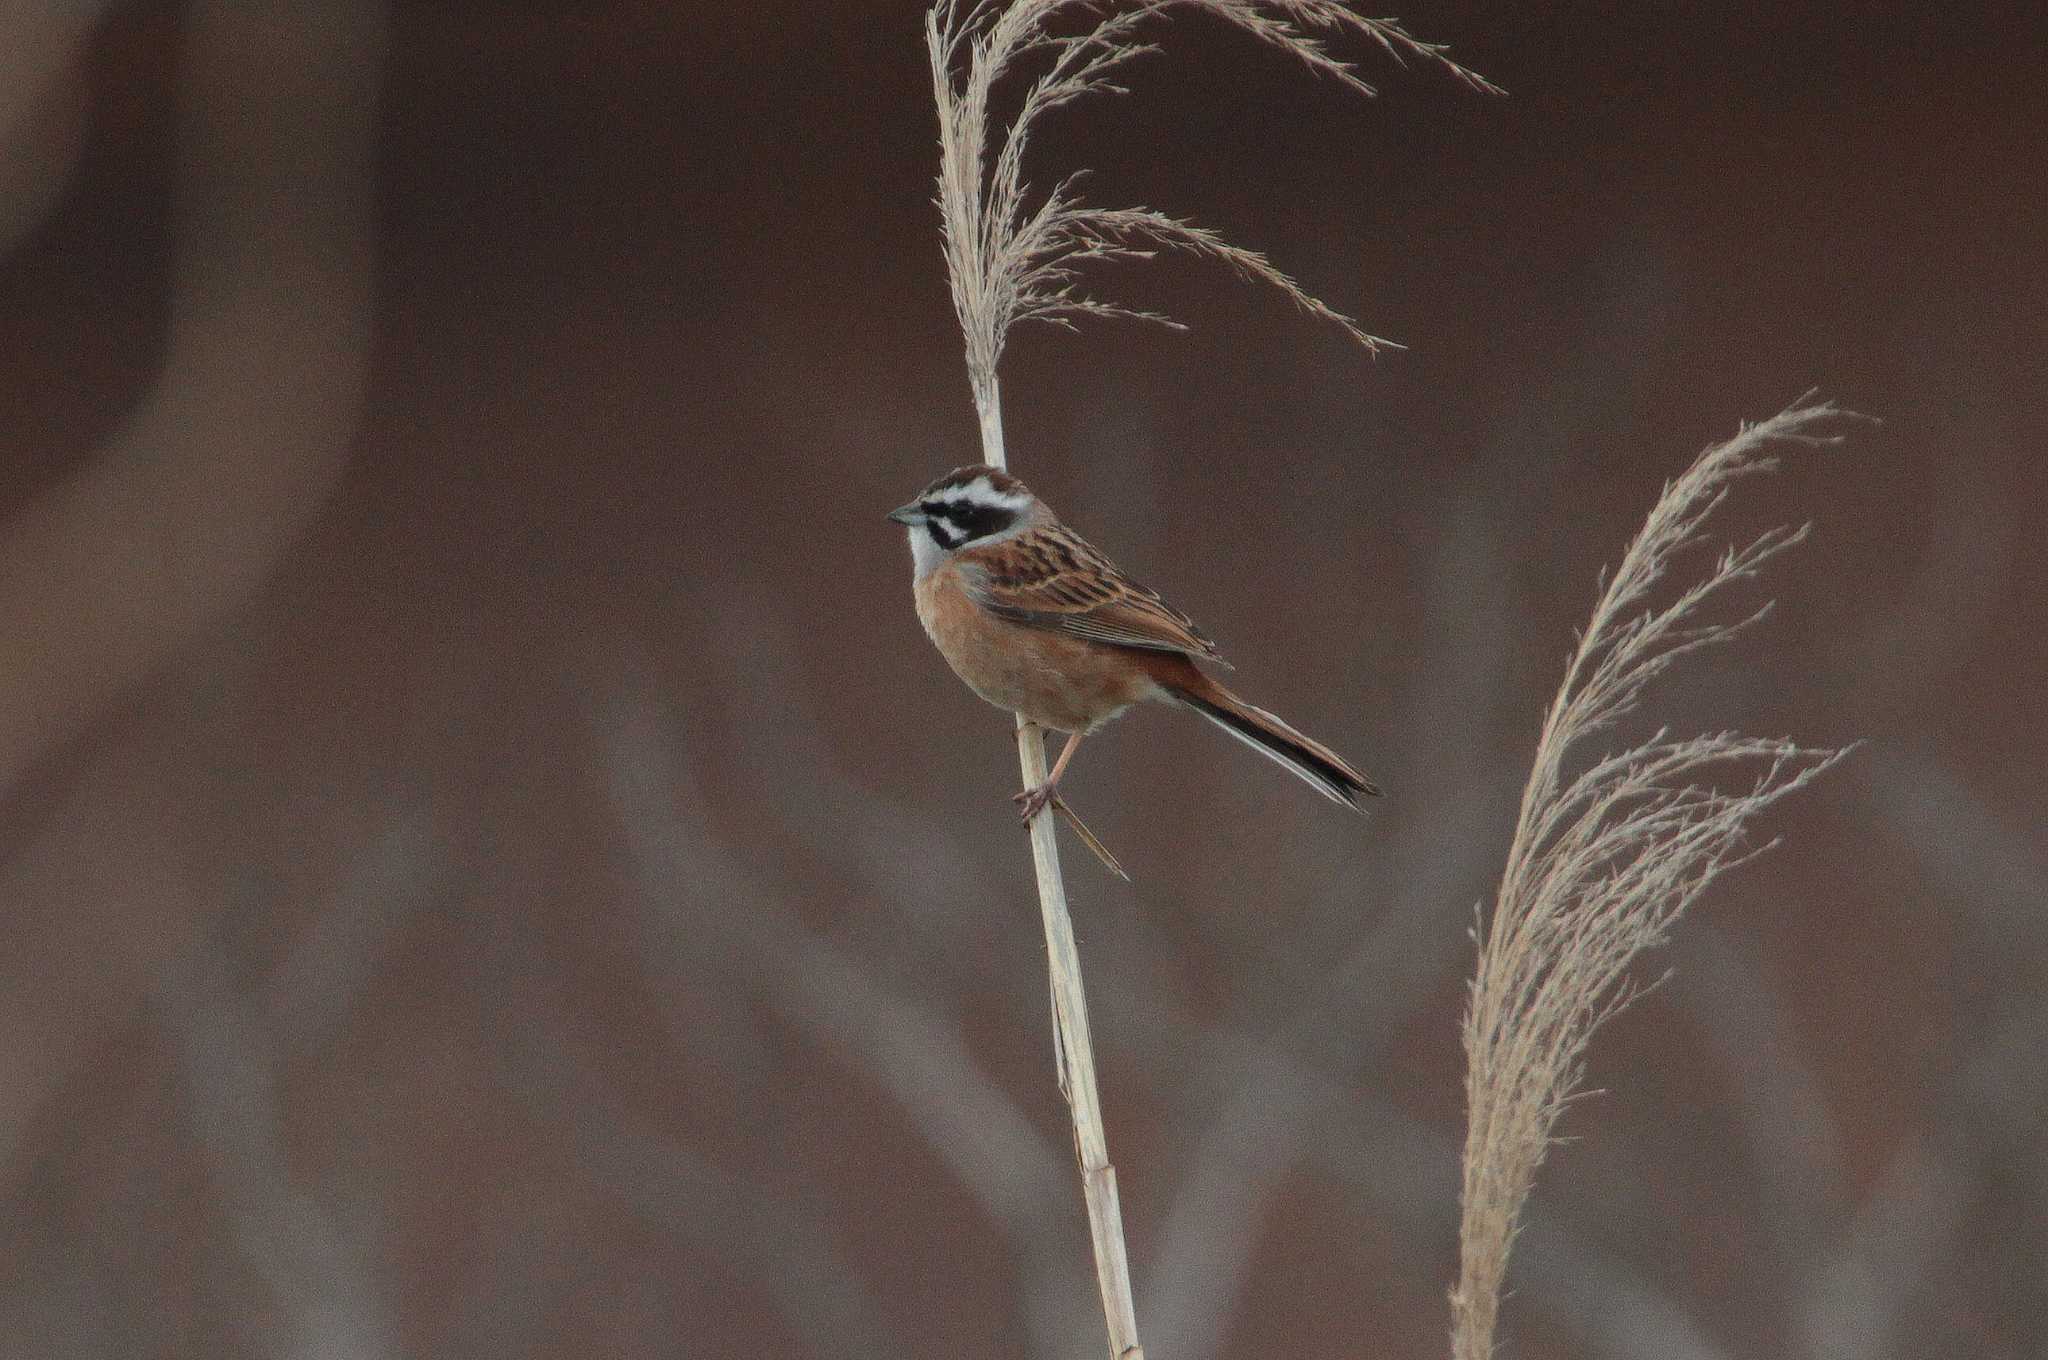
[[926, 486, 1029, 514]]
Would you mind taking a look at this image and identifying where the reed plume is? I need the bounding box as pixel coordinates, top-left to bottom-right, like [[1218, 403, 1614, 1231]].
[[1452, 394, 1859, 1358]]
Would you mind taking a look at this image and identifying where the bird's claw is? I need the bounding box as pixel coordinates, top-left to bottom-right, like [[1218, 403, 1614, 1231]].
[[1013, 782, 1058, 823]]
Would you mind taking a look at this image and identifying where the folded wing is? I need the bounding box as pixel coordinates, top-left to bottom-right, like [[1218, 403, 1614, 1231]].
[[961, 525, 1229, 665]]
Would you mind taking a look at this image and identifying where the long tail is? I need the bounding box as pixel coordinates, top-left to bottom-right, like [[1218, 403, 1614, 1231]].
[[1161, 668, 1381, 810]]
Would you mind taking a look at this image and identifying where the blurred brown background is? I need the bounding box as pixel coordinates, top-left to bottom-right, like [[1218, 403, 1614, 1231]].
[[2, 1, 2042, 1357]]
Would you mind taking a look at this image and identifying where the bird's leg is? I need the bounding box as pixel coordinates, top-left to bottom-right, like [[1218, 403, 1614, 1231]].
[[1015, 730, 1084, 823]]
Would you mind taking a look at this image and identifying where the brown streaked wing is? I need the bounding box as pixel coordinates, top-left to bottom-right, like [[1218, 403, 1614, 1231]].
[[959, 525, 1228, 663]]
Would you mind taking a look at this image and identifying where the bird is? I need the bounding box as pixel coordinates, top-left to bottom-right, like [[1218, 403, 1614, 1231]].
[[888, 464, 1379, 822]]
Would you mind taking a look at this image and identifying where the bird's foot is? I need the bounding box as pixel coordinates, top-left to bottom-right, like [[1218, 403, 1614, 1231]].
[[1013, 780, 1060, 823]]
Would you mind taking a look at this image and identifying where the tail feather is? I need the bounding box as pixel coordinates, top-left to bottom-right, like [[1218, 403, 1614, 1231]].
[[1165, 674, 1381, 810]]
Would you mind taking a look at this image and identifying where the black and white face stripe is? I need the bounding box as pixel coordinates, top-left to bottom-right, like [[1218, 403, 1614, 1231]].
[[898, 465, 1039, 580], [921, 493, 1019, 549], [914, 471, 1033, 549]]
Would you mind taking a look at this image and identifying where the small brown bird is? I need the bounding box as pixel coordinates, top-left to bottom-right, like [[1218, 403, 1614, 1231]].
[[889, 465, 1379, 820]]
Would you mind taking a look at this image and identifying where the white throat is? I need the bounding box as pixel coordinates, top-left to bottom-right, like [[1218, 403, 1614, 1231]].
[[908, 525, 950, 581]]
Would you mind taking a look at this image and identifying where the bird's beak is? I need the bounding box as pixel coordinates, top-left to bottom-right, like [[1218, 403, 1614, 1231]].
[[886, 502, 926, 526]]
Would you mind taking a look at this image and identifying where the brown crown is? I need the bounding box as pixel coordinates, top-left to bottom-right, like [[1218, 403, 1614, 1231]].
[[917, 465, 1028, 500]]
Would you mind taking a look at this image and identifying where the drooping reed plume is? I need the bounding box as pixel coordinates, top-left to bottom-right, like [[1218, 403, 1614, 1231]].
[[928, 0, 1496, 461], [1452, 395, 1858, 1358]]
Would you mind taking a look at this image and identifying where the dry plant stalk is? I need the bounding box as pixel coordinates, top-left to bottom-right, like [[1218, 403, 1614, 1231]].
[[1452, 395, 1859, 1359], [923, 4, 1492, 1356]]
